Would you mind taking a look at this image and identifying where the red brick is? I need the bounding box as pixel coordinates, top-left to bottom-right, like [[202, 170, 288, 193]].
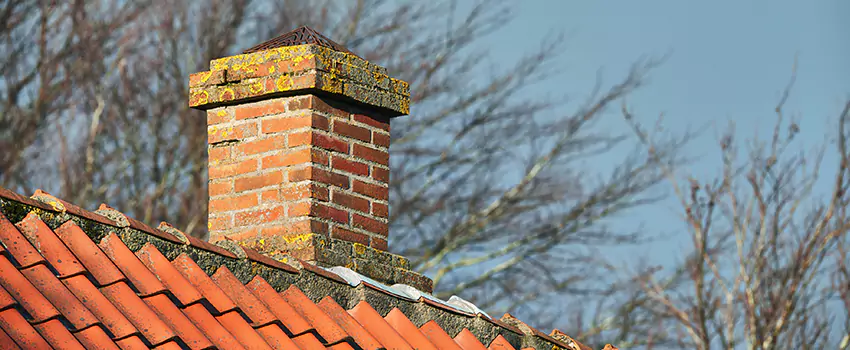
[[304, 95, 349, 119], [235, 99, 288, 120], [209, 159, 258, 180], [289, 131, 349, 153], [234, 206, 286, 225], [261, 114, 315, 134], [210, 193, 258, 212], [235, 135, 286, 156], [209, 146, 231, 163], [208, 122, 258, 144], [190, 70, 226, 87], [371, 202, 388, 218], [260, 189, 280, 203], [288, 202, 348, 224], [209, 181, 232, 197], [332, 121, 371, 142], [372, 166, 389, 182], [352, 180, 387, 200], [353, 144, 388, 165], [280, 183, 329, 202], [352, 214, 388, 236], [208, 215, 232, 232], [261, 219, 327, 236], [262, 148, 312, 169], [289, 166, 350, 189], [331, 227, 369, 245], [234, 171, 283, 191], [311, 203, 349, 224], [353, 114, 390, 131], [207, 109, 232, 125], [331, 190, 370, 213], [370, 237, 388, 251], [331, 156, 369, 176], [372, 132, 390, 148]]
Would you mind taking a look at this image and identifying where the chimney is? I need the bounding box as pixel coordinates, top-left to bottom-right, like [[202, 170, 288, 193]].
[[188, 27, 431, 292]]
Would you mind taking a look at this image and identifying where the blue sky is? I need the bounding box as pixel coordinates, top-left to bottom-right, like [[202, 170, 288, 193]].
[[471, 0, 850, 267]]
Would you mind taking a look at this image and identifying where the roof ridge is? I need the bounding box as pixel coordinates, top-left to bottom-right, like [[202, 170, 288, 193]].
[[0, 185, 589, 350]]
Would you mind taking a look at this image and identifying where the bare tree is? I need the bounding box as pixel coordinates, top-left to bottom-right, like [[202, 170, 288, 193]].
[[597, 68, 850, 348], [0, 0, 682, 344]]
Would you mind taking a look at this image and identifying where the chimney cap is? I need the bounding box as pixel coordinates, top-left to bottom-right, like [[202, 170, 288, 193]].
[[242, 26, 355, 55]]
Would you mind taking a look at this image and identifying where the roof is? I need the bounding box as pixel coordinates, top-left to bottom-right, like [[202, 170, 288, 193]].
[[242, 26, 354, 55], [0, 186, 605, 350]]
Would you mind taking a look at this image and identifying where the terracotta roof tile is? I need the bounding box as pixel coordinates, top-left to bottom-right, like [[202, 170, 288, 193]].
[[73, 325, 120, 350], [0, 255, 60, 323], [384, 307, 438, 350], [142, 293, 214, 349], [317, 296, 384, 349], [172, 254, 238, 313], [0, 187, 598, 350], [33, 317, 87, 349], [211, 266, 278, 326], [282, 285, 350, 345], [16, 212, 87, 277], [0, 326, 20, 350], [419, 321, 464, 350], [0, 212, 46, 268], [0, 283, 16, 311], [55, 221, 126, 286], [181, 303, 245, 349], [19, 263, 99, 330], [136, 243, 204, 306], [246, 276, 313, 335], [454, 329, 489, 350], [61, 274, 138, 339], [488, 335, 516, 350], [100, 232, 168, 296], [214, 311, 273, 350], [348, 301, 414, 350], [114, 335, 149, 350], [99, 282, 177, 345], [0, 307, 51, 349]]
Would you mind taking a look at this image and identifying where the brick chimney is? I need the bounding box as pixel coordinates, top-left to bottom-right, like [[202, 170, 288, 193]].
[[188, 27, 431, 292]]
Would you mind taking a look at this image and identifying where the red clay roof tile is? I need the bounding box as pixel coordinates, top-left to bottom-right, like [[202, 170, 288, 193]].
[[0, 255, 60, 323], [142, 293, 214, 349], [348, 301, 413, 350], [73, 325, 120, 350], [136, 243, 204, 306], [211, 266, 278, 326], [282, 285, 350, 345], [0, 187, 595, 350], [55, 221, 127, 286], [0, 307, 51, 349], [214, 311, 274, 350], [384, 307, 438, 350], [420, 320, 464, 350], [16, 212, 87, 277], [99, 282, 177, 345], [182, 303, 246, 350], [99, 233, 168, 296], [33, 317, 87, 349], [172, 254, 238, 313], [291, 333, 327, 349], [19, 263, 99, 330], [255, 323, 300, 349], [246, 276, 313, 335], [487, 335, 516, 350], [0, 212, 46, 268], [0, 326, 20, 350], [0, 283, 16, 311], [317, 296, 385, 350], [454, 329, 489, 350], [61, 274, 138, 339], [114, 335, 149, 350]]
